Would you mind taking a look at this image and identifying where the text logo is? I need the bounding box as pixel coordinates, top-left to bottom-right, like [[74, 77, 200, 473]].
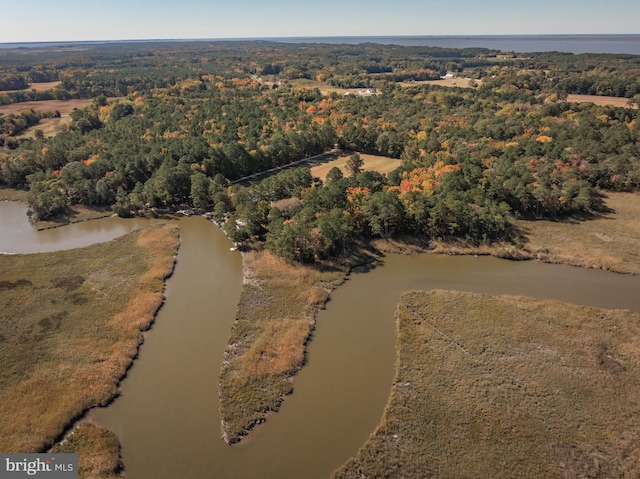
[[0, 454, 77, 478]]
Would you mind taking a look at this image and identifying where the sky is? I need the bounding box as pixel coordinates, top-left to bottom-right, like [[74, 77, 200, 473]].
[[1, 0, 639, 43]]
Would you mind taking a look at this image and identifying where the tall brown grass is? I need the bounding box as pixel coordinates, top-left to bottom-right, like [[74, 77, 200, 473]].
[[219, 249, 349, 444], [51, 422, 122, 479], [334, 290, 640, 478], [521, 191, 640, 274], [0, 224, 178, 455]]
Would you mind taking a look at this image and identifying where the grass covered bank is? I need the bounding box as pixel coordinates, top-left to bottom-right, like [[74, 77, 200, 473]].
[[334, 290, 640, 478], [219, 249, 371, 444], [51, 423, 123, 479], [374, 191, 640, 275], [0, 224, 179, 454], [521, 191, 640, 275], [0, 186, 28, 202]]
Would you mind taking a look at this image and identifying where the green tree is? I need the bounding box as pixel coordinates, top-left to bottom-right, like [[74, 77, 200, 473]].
[[26, 173, 68, 221], [190, 171, 211, 210], [325, 166, 344, 183], [317, 208, 354, 255], [345, 153, 364, 177], [363, 190, 404, 237]]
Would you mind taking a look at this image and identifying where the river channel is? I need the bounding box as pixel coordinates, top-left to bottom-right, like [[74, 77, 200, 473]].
[[2, 200, 640, 479]]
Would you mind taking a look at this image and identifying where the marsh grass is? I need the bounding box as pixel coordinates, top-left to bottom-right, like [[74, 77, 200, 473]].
[[218, 249, 352, 444], [0, 187, 28, 202], [0, 224, 178, 454], [374, 191, 640, 274], [34, 205, 114, 230], [334, 290, 640, 478], [520, 191, 640, 274], [51, 422, 122, 479]]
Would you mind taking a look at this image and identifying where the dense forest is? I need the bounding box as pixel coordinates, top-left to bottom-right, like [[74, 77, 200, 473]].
[[1, 41, 639, 261]]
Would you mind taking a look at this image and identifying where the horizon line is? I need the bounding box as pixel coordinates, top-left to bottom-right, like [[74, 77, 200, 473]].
[[2, 33, 640, 46]]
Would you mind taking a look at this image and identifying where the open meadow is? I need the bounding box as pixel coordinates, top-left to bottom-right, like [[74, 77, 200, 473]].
[[0, 99, 93, 116], [400, 77, 482, 89], [14, 116, 71, 139], [334, 289, 640, 479], [26, 81, 63, 92], [288, 78, 378, 96], [0, 224, 178, 470], [310, 152, 402, 181], [566, 94, 636, 108], [0, 99, 93, 139]]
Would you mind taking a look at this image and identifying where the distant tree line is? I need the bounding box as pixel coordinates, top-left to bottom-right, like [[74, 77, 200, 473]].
[[0, 41, 639, 260]]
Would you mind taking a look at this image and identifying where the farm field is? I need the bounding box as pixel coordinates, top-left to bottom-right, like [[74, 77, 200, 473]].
[[26, 81, 62, 92], [288, 78, 378, 96], [0, 99, 93, 116], [566, 94, 636, 108], [288, 78, 348, 95], [400, 77, 482, 88], [334, 289, 640, 479]]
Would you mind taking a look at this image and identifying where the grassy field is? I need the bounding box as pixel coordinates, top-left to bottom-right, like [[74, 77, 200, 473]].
[[0, 99, 91, 140], [219, 249, 356, 444], [27, 81, 63, 92], [399, 77, 482, 89], [520, 191, 640, 274], [334, 290, 640, 479], [0, 224, 179, 454], [0, 99, 93, 116], [566, 94, 636, 109], [288, 78, 379, 96], [289, 78, 353, 95], [15, 116, 72, 139], [289, 77, 481, 93], [310, 152, 402, 181]]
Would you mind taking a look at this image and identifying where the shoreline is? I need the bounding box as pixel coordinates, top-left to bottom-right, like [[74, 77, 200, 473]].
[[0, 224, 179, 478], [219, 222, 638, 443], [218, 245, 376, 444], [53, 231, 180, 474], [333, 290, 640, 478], [4, 191, 637, 455]]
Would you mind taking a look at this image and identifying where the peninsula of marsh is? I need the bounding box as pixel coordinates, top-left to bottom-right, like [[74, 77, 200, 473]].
[[218, 190, 640, 446], [0, 222, 179, 477]]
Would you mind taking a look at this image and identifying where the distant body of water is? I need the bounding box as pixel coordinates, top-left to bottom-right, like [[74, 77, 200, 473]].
[[1, 35, 640, 55], [271, 35, 640, 55]]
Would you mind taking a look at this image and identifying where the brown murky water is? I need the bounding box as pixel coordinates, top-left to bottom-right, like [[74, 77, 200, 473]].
[[0, 200, 156, 253], [3, 201, 640, 479]]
